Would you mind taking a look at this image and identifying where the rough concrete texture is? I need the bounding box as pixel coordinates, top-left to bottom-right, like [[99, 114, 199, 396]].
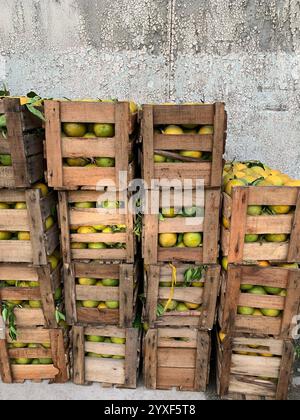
[[0, 0, 300, 177]]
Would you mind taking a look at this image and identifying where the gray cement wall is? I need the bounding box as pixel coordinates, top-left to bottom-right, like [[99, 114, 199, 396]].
[[0, 0, 299, 177]]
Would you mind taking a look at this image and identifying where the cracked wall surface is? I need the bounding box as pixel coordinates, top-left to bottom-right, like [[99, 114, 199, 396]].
[[0, 0, 299, 177]]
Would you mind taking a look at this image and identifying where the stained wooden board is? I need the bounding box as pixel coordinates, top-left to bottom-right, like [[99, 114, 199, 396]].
[[154, 134, 213, 152], [72, 249, 127, 261], [62, 138, 116, 158], [60, 101, 116, 124], [152, 105, 214, 125], [11, 365, 59, 381], [85, 357, 125, 384]]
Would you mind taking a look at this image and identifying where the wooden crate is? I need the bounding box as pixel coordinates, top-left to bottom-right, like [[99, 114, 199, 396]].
[[0, 263, 63, 328], [0, 327, 69, 384], [142, 103, 226, 188], [0, 188, 59, 265], [64, 262, 138, 327], [0, 98, 44, 188], [222, 186, 300, 263], [144, 264, 220, 329], [143, 188, 221, 264], [216, 333, 294, 400], [144, 328, 211, 392], [72, 325, 140, 388], [59, 190, 136, 263], [45, 100, 137, 190], [219, 265, 300, 338]]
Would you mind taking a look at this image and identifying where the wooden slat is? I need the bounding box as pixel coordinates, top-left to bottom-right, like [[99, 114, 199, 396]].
[[71, 233, 126, 244], [280, 270, 300, 337], [8, 348, 52, 358], [4, 98, 28, 187], [228, 377, 277, 399], [45, 101, 63, 187], [156, 367, 195, 390], [64, 263, 77, 325], [228, 188, 249, 263], [58, 192, 72, 264], [203, 188, 221, 263], [0, 189, 26, 202], [62, 138, 115, 158], [85, 341, 125, 357], [199, 265, 220, 329], [85, 357, 125, 384], [276, 341, 294, 400], [0, 264, 38, 281], [288, 190, 300, 262], [221, 266, 242, 334], [247, 186, 299, 206], [153, 105, 214, 125], [14, 309, 46, 327], [85, 326, 126, 338], [69, 209, 125, 227], [158, 288, 203, 304], [0, 241, 33, 263], [123, 328, 139, 389], [143, 213, 159, 265], [238, 294, 284, 310], [157, 247, 203, 263], [158, 217, 204, 234], [0, 340, 12, 383], [0, 209, 29, 231], [115, 102, 130, 189], [154, 134, 213, 152], [6, 328, 50, 344], [145, 265, 160, 327], [231, 354, 281, 379], [0, 288, 40, 300], [23, 132, 44, 157], [25, 189, 48, 265], [60, 101, 115, 123], [211, 103, 225, 187], [74, 262, 120, 279], [144, 330, 158, 389], [37, 266, 57, 328], [246, 215, 293, 235], [50, 329, 69, 383], [243, 242, 290, 262], [73, 326, 85, 385], [76, 285, 119, 300], [234, 316, 282, 336], [154, 162, 212, 186], [11, 365, 59, 381], [77, 307, 119, 325], [119, 265, 134, 327], [63, 167, 116, 188], [157, 348, 196, 368], [194, 331, 211, 391], [142, 105, 155, 186], [0, 167, 15, 188], [71, 249, 127, 261]]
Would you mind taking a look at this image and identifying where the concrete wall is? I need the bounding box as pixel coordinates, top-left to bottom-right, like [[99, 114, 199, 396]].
[[0, 0, 299, 177]]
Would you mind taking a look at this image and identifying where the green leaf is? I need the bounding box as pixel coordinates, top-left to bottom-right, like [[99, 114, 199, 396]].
[[0, 114, 7, 128], [159, 213, 165, 222], [26, 104, 45, 121], [0, 84, 10, 97], [156, 303, 165, 317], [2, 307, 8, 322], [26, 91, 39, 99]]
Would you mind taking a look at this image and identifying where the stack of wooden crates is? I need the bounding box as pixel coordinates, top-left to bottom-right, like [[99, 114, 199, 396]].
[[218, 185, 300, 399], [45, 100, 140, 388], [142, 103, 226, 391], [0, 98, 69, 384]]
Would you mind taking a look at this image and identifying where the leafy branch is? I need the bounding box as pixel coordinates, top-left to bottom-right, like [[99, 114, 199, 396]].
[[184, 266, 207, 287], [1, 303, 18, 341]]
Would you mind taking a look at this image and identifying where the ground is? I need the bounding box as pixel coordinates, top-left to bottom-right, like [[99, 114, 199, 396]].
[[0, 380, 298, 401]]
